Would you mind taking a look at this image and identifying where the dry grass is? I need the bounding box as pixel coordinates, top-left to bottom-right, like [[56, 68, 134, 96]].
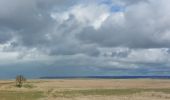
[[1, 79, 170, 100]]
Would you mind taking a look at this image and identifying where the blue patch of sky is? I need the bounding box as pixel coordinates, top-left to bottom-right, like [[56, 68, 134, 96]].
[[110, 5, 125, 12], [99, 0, 125, 12]]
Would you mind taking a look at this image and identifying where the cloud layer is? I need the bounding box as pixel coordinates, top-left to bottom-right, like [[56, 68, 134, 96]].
[[0, 0, 170, 78]]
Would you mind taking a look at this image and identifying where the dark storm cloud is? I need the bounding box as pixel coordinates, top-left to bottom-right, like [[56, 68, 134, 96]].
[[0, 0, 169, 53], [0, 0, 102, 57], [0, 28, 13, 43], [0, 0, 51, 47], [1, 0, 170, 54]]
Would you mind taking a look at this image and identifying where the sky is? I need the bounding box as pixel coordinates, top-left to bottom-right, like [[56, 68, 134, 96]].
[[0, 0, 170, 79]]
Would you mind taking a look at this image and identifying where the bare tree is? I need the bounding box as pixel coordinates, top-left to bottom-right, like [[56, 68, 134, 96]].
[[16, 75, 26, 87]]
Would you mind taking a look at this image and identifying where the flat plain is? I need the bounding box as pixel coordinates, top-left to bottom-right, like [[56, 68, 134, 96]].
[[1, 79, 170, 100]]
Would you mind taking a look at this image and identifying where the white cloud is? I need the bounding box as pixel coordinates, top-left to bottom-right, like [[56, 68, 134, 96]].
[[51, 3, 110, 30], [126, 48, 170, 63]]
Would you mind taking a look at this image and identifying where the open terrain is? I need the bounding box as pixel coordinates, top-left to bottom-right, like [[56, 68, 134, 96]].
[[1, 79, 170, 100]]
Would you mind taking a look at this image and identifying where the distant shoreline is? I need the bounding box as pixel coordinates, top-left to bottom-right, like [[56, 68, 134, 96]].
[[39, 76, 170, 79]]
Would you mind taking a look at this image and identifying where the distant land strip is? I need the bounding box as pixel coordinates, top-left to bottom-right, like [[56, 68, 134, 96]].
[[39, 76, 170, 79]]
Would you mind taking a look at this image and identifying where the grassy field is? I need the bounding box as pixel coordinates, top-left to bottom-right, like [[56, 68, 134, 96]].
[[1, 79, 170, 100], [0, 91, 43, 100], [52, 88, 170, 97]]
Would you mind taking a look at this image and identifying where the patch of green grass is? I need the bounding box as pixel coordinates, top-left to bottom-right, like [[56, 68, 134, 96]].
[[23, 84, 35, 88], [0, 91, 44, 100], [152, 89, 170, 93], [53, 88, 170, 97]]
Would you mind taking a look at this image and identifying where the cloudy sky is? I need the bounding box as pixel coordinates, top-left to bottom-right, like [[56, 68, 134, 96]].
[[0, 0, 170, 79]]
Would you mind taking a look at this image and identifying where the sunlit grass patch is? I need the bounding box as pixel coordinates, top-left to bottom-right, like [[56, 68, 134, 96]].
[[53, 88, 170, 97], [0, 91, 44, 100]]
